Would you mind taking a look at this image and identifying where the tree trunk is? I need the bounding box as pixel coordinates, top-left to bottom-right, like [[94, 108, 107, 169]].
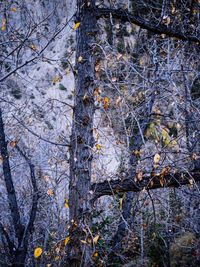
[[67, 0, 97, 266]]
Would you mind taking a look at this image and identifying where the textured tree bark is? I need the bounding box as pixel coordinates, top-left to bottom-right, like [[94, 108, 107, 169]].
[[67, 1, 97, 266]]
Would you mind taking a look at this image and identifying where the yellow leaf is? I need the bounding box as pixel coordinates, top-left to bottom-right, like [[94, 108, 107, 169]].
[[142, 187, 146, 195], [123, 54, 127, 61], [74, 22, 80, 30], [71, 90, 75, 95], [138, 170, 142, 181], [65, 199, 69, 208], [154, 153, 160, 164], [52, 78, 61, 82], [10, 140, 18, 148], [93, 252, 98, 260], [12, 7, 18, 12], [116, 96, 121, 105], [161, 33, 165, 38], [1, 18, 6, 30], [139, 58, 143, 66], [66, 69, 70, 75], [71, 112, 73, 118], [97, 133, 100, 139], [120, 197, 123, 210], [34, 248, 42, 258], [150, 180, 154, 187], [116, 54, 122, 60], [160, 178, 164, 187], [55, 256, 60, 261], [93, 235, 100, 244], [96, 144, 101, 150], [134, 150, 140, 155], [104, 97, 109, 110], [44, 175, 50, 182], [80, 240, 88, 244], [95, 62, 101, 72], [78, 56, 82, 62], [125, 4, 128, 9], [47, 189, 54, 195], [83, 93, 87, 100], [64, 236, 70, 246], [104, 97, 109, 103], [29, 45, 37, 51], [166, 17, 170, 25]]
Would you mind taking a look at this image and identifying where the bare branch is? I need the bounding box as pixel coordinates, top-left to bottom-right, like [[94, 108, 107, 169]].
[[95, 8, 200, 43], [0, 108, 24, 242], [13, 115, 70, 147]]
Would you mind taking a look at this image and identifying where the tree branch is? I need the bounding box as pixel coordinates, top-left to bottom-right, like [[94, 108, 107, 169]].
[[91, 170, 200, 200], [95, 8, 200, 43], [14, 145, 39, 250], [0, 108, 24, 242]]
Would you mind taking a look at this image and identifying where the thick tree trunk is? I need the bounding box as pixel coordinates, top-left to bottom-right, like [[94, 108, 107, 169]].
[[67, 1, 97, 266]]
